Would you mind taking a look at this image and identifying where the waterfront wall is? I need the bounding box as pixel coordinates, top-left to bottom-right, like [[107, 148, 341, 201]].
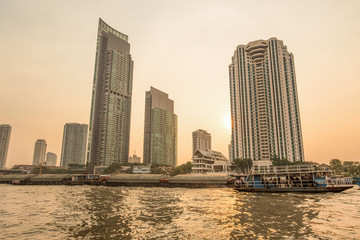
[[0, 173, 232, 187]]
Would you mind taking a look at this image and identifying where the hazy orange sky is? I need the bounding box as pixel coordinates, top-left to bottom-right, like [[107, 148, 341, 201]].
[[1, 0, 359, 167]]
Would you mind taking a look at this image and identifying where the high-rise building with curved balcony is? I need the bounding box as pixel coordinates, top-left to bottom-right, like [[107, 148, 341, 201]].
[[229, 38, 304, 162]]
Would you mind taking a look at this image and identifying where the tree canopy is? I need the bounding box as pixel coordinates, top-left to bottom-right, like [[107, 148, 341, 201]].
[[171, 161, 192, 176], [231, 158, 253, 173]]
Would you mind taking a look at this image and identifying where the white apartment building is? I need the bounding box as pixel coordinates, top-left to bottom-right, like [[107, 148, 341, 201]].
[[229, 38, 304, 162]]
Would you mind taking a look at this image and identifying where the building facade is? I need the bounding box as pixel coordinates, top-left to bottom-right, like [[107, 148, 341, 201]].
[[143, 87, 177, 166], [129, 153, 141, 163], [192, 149, 230, 174], [0, 124, 11, 169], [88, 18, 134, 166], [192, 129, 211, 154], [33, 139, 47, 165], [228, 143, 233, 163], [46, 152, 57, 166], [60, 123, 88, 166], [229, 38, 304, 162]]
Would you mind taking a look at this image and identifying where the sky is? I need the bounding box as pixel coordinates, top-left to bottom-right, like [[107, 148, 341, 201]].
[[1, 0, 360, 168]]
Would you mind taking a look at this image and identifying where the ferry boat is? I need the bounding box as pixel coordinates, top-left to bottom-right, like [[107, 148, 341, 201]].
[[234, 161, 353, 193]]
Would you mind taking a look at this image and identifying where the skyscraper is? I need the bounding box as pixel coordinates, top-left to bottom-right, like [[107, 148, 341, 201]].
[[229, 38, 304, 162], [88, 18, 134, 166], [33, 139, 47, 165], [0, 124, 11, 169], [60, 123, 88, 166], [192, 129, 211, 154], [143, 87, 177, 166], [46, 152, 57, 166]]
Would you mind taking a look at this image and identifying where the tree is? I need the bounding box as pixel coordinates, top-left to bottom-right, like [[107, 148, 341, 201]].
[[68, 164, 86, 169], [172, 167, 185, 176], [231, 158, 252, 173], [171, 161, 192, 176], [342, 161, 360, 176], [103, 163, 123, 174], [330, 159, 342, 174], [271, 154, 292, 166]]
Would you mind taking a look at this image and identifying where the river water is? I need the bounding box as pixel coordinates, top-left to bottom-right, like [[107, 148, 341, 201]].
[[0, 185, 359, 239]]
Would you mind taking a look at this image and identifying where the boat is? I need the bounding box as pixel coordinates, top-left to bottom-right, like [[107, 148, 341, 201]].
[[353, 177, 360, 187], [65, 174, 107, 185], [234, 162, 354, 193]]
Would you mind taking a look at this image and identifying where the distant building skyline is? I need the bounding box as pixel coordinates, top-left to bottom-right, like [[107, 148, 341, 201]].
[[60, 123, 88, 166], [32, 139, 47, 165], [87, 18, 134, 166], [2, 3, 360, 167], [143, 87, 177, 166], [192, 129, 211, 155], [46, 152, 57, 166], [0, 124, 11, 169], [229, 38, 304, 162]]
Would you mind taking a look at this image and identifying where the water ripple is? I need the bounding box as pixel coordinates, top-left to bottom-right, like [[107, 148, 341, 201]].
[[0, 185, 359, 239]]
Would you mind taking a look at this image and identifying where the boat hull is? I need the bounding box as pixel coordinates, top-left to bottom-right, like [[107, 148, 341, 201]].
[[235, 186, 353, 193]]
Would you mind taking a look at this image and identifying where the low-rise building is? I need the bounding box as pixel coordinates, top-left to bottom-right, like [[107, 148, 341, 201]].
[[133, 166, 151, 174], [318, 164, 330, 172], [192, 149, 230, 174]]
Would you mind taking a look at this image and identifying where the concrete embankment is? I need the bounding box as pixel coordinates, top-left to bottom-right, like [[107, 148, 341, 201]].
[[0, 174, 233, 188]]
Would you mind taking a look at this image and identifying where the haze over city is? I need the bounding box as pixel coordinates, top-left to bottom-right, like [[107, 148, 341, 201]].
[[1, 0, 359, 167]]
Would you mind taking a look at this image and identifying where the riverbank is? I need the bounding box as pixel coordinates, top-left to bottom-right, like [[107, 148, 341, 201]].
[[0, 173, 233, 188]]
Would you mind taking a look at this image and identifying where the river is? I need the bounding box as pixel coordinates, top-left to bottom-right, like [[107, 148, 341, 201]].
[[0, 185, 359, 239]]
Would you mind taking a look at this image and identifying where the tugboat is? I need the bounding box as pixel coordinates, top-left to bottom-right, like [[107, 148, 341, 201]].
[[234, 160, 353, 193]]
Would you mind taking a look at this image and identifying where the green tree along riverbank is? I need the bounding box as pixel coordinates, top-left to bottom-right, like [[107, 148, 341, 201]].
[[330, 159, 360, 176]]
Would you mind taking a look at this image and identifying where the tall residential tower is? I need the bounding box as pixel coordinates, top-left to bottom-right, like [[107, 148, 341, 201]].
[[33, 139, 47, 165], [0, 124, 11, 169], [46, 152, 57, 166], [229, 38, 304, 162], [88, 18, 134, 166], [192, 129, 211, 154], [143, 87, 177, 166], [60, 123, 88, 166]]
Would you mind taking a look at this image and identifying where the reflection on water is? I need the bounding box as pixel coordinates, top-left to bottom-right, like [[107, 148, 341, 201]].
[[0, 185, 359, 239]]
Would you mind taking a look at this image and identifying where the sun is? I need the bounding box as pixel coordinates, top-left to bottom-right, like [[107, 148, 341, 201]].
[[224, 114, 232, 130]]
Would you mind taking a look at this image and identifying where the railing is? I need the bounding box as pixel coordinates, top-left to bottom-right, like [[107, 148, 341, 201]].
[[235, 178, 317, 189], [252, 165, 324, 174]]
